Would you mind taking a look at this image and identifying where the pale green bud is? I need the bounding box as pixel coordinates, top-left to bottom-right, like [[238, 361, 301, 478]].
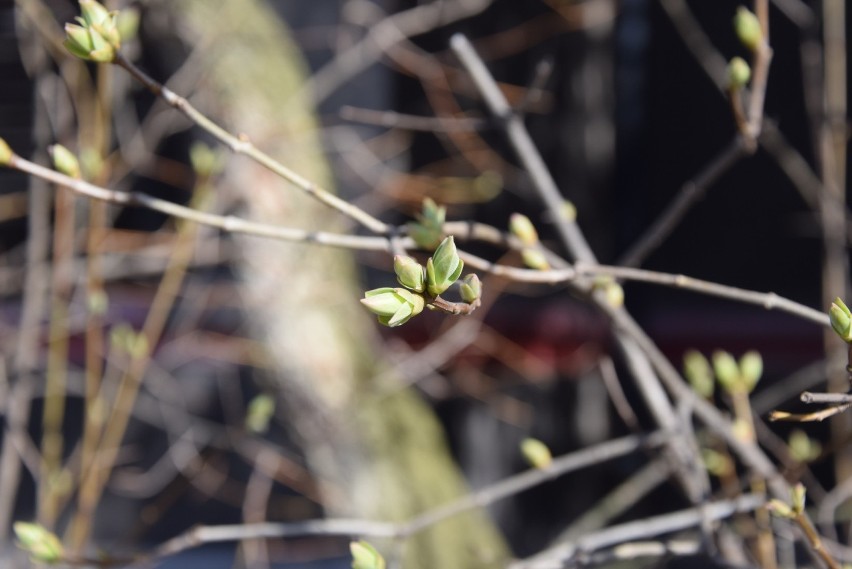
[[246, 394, 275, 434], [712, 350, 740, 392], [80, 0, 111, 27], [13, 522, 64, 564], [63, 22, 115, 62], [351, 540, 385, 569], [459, 274, 482, 304], [116, 8, 140, 43], [728, 57, 751, 89], [702, 448, 733, 477], [189, 142, 225, 178], [739, 350, 762, 392], [683, 350, 714, 399], [602, 282, 624, 308], [408, 198, 445, 249], [830, 298, 852, 343], [361, 287, 425, 327], [49, 144, 81, 178], [426, 236, 463, 296], [510, 213, 539, 246], [521, 438, 552, 469], [788, 429, 821, 463], [87, 290, 108, 315], [394, 255, 426, 293], [0, 137, 12, 166], [80, 0, 121, 49], [561, 200, 577, 222], [734, 6, 762, 52], [521, 248, 549, 270]]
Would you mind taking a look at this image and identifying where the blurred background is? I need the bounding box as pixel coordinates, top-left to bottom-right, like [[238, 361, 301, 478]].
[[0, 0, 842, 567]]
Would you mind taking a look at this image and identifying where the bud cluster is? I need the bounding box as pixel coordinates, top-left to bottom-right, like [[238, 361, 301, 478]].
[[684, 349, 763, 396], [361, 235, 482, 327], [407, 198, 445, 250], [64, 0, 121, 63]]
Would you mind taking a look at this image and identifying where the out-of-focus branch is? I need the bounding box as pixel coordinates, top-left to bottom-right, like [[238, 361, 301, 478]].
[[113, 53, 390, 234]]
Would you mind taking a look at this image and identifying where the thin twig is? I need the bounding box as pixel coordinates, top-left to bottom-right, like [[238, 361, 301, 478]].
[[450, 34, 594, 263], [617, 139, 747, 268], [512, 494, 766, 569], [5, 150, 829, 328], [112, 53, 390, 234]]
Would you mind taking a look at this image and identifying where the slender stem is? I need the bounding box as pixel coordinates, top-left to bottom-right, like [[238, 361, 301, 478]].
[[113, 53, 390, 235]]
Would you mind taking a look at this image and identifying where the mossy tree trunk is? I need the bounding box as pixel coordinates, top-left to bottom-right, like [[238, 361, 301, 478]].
[[147, 2, 508, 568]]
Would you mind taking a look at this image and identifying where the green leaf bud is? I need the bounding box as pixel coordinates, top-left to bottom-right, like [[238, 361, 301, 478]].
[[407, 198, 445, 249], [426, 236, 463, 296], [510, 213, 539, 246], [13, 522, 64, 564], [116, 8, 140, 43], [788, 429, 821, 463], [246, 394, 276, 434], [394, 255, 426, 293], [49, 144, 81, 179], [734, 6, 762, 52], [0, 137, 12, 166], [63, 22, 116, 62], [712, 350, 740, 392], [602, 281, 624, 308], [80, 0, 111, 27], [86, 289, 109, 315], [728, 57, 751, 89], [830, 297, 852, 343], [80, 0, 121, 49], [521, 248, 549, 270], [189, 142, 225, 178], [521, 438, 552, 469], [361, 287, 425, 327], [683, 350, 714, 399], [459, 274, 482, 304], [351, 540, 386, 569], [702, 448, 734, 477], [561, 200, 577, 222], [738, 350, 763, 392]]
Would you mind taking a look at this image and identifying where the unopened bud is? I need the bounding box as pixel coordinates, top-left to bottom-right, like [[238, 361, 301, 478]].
[[394, 255, 426, 293], [459, 274, 482, 304], [734, 6, 762, 52], [49, 144, 81, 178], [510, 213, 539, 246], [521, 438, 552, 469], [728, 57, 751, 89], [830, 298, 852, 343]]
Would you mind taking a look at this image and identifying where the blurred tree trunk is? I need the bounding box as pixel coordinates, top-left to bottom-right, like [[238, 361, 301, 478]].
[[147, 1, 507, 567]]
